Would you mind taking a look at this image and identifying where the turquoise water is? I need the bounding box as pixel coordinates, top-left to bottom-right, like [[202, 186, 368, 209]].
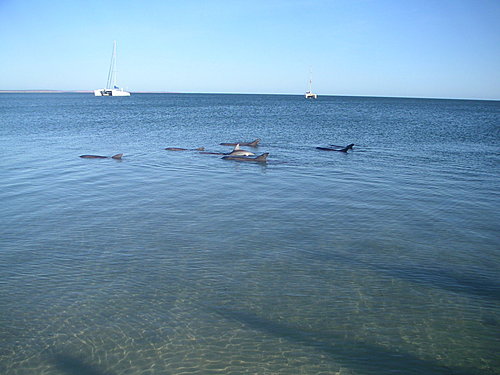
[[1, 93, 499, 374]]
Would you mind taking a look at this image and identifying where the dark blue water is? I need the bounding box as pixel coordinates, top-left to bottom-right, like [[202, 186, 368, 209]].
[[1, 93, 499, 374]]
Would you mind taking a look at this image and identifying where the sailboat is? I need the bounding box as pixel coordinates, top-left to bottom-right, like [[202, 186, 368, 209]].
[[305, 69, 318, 99], [94, 41, 130, 96]]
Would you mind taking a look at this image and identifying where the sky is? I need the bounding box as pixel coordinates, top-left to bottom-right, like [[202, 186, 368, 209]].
[[0, 0, 499, 99]]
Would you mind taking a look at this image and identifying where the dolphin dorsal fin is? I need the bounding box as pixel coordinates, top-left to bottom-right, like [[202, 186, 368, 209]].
[[255, 153, 269, 161], [233, 144, 241, 150], [111, 153, 123, 159]]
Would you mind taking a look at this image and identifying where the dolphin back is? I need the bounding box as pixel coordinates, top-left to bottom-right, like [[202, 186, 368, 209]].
[[220, 139, 260, 147], [80, 154, 108, 159], [111, 153, 123, 159], [317, 143, 354, 152]]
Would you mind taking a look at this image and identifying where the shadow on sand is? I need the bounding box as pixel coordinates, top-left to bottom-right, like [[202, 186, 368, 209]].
[[313, 251, 500, 303], [212, 307, 485, 375], [51, 353, 116, 375]]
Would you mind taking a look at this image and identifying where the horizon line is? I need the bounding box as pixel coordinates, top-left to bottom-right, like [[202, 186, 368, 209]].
[[0, 90, 498, 102]]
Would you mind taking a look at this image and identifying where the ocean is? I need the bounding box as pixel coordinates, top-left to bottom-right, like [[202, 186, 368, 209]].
[[1, 93, 499, 374]]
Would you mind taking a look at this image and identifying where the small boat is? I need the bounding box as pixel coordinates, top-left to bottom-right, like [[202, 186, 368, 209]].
[[305, 69, 318, 99], [94, 41, 131, 97]]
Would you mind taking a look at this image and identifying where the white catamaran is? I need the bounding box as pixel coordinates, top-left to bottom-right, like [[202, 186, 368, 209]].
[[94, 41, 130, 96], [305, 69, 318, 99]]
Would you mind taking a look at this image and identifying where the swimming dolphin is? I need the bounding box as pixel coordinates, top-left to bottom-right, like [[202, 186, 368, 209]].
[[329, 143, 354, 150], [164, 147, 205, 151], [222, 153, 269, 163], [199, 144, 255, 156], [199, 151, 225, 155], [80, 153, 123, 159], [316, 144, 354, 152], [226, 144, 255, 156], [220, 139, 260, 147]]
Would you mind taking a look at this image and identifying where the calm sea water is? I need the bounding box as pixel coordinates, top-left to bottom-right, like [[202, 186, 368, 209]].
[[0, 93, 499, 375]]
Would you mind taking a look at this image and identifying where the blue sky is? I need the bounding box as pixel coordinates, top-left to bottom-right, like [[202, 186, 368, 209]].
[[1, 0, 499, 99]]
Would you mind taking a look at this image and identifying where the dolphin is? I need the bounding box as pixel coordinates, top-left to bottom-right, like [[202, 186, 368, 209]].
[[199, 144, 255, 156], [222, 153, 269, 163], [329, 143, 354, 150], [165, 147, 205, 151], [316, 143, 354, 152], [220, 139, 260, 147], [226, 144, 255, 156], [80, 153, 123, 159]]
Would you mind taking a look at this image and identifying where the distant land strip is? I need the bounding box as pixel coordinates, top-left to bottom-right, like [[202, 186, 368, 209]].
[[0, 90, 93, 93], [0, 90, 178, 94]]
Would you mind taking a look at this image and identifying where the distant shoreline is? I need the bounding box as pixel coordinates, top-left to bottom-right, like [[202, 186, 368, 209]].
[[0, 90, 178, 94], [0, 90, 93, 93]]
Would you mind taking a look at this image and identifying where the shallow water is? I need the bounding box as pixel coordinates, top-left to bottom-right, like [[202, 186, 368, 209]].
[[1, 93, 499, 374]]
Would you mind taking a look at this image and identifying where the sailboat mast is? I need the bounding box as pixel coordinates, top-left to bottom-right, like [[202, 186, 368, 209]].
[[106, 41, 116, 89], [309, 68, 313, 92], [95, 41, 130, 96], [113, 41, 117, 88]]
